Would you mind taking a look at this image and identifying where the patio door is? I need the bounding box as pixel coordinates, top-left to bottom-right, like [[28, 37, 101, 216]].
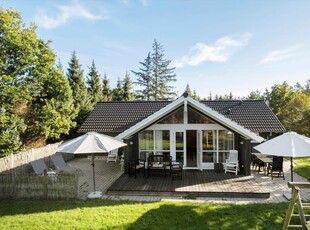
[[186, 130, 197, 167], [173, 131, 184, 163]]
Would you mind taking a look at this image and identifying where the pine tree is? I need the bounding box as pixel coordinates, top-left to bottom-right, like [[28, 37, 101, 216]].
[[152, 39, 177, 100], [185, 84, 193, 97], [122, 72, 135, 101], [112, 78, 123, 101], [132, 39, 177, 101], [87, 60, 103, 106], [67, 51, 92, 125], [102, 73, 112, 101], [132, 52, 152, 100]]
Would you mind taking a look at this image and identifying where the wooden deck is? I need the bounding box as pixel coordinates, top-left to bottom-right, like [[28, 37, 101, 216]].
[[107, 170, 270, 198]]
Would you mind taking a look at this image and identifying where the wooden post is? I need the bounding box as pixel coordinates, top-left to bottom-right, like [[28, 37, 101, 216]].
[[282, 186, 299, 230]]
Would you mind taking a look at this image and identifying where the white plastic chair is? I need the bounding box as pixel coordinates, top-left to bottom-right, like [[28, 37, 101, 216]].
[[107, 149, 118, 162], [224, 150, 239, 175]]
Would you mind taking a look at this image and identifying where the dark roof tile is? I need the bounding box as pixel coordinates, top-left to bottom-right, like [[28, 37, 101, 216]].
[[78, 100, 286, 133]]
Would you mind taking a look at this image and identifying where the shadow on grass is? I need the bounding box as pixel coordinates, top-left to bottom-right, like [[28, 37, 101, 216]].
[[0, 199, 144, 216], [126, 202, 287, 230], [0, 200, 289, 230]]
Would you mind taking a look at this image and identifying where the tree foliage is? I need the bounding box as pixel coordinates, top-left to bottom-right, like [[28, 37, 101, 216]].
[[122, 72, 135, 101], [87, 60, 103, 106], [0, 8, 76, 155], [67, 52, 92, 125], [102, 73, 112, 101], [112, 78, 123, 101], [132, 40, 177, 101]]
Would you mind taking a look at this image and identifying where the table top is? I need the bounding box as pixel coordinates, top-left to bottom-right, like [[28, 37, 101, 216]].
[[253, 153, 273, 163]]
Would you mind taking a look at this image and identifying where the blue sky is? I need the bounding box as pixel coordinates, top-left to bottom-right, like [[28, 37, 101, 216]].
[[2, 0, 310, 98]]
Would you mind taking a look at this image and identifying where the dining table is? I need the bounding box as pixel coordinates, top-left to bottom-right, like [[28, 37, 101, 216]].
[[253, 153, 273, 175]]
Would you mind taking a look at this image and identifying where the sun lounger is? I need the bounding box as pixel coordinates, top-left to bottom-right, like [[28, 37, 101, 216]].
[[51, 154, 79, 173], [31, 159, 52, 175]]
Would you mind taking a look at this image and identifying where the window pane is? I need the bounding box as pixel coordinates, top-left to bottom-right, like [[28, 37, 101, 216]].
[[139, 130, 154, 150], [188, 107, 215, 124], [202, 130, 217, 150], [176, 132, 184, 150], [158, 107, 184, 124], [155, 130, 170, 150], [139, 151, 154, 161], [176, 151, 184, 163], [218, 130, 233, 150], [219, 152, 230, 163], [203, 152, 215, 163]]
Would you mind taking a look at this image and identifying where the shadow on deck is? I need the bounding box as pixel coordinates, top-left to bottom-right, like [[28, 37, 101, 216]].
[[107, 170, 270, 198]]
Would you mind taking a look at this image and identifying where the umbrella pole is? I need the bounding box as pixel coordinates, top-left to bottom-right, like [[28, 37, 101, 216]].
[[291, 157, 293, 182], [92, 152, 96, 193]]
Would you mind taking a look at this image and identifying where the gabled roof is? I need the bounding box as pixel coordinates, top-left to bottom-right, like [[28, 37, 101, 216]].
[[114, 96, 264, 142], [78, 98, 285, 136]]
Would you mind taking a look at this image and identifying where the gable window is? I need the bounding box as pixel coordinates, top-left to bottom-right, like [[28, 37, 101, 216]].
[[158, 107, 184, 124], [188, 107, 215, 124]]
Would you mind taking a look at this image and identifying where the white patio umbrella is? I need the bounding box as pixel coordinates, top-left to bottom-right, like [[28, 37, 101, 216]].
[[254, 132, 310, 182], [57, 132, 126, 198]]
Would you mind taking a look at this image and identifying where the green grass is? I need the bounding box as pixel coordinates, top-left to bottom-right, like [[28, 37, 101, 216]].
[[294, 157, 310, 181], [0, 200, 288, 230]]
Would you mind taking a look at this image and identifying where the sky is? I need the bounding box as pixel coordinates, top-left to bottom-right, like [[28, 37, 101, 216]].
[[2, 0, 310, 98]]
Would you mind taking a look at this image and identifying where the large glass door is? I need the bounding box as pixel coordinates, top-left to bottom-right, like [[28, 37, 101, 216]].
[[186, 130, 197, 167], [175, 131, 184, 163]]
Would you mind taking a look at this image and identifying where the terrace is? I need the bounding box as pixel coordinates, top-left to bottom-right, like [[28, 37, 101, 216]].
[[69, 156, 310, 202]]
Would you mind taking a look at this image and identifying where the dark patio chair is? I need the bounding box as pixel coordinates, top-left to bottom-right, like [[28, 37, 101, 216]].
[[128, 159, 146, 178], [267, 156, 285, 180]]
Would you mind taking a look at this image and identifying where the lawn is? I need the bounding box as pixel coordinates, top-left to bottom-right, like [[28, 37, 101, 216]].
[[294, 157, 310, 181], [0, 200, 288, 230]]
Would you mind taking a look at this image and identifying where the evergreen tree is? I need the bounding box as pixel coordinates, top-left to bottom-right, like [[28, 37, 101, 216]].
[[132, 53, 152, 100], [122, 72, 135, 101], [247, 90, 264, 100], [87, 60, 103, 106], [102, 73, 112, 101], [185, 84, 193, 97], [112, 78, 123, 101], [152, 39, 177, 100], [67, 51, 92, 125], [132, 39, 177, 101]]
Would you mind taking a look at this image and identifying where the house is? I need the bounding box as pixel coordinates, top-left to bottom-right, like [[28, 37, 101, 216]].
[[78, 93, 285, 176]]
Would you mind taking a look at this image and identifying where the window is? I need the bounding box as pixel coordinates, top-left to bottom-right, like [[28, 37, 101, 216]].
[[139, 130, 154, 160], [188, 107, 215, 124], [175, 131, 184, 163], [202, 130, 217, 163], [139, 130, 170, 159], [218, 130, 234, 163], [158, 107, 184, 124], [155, 130, 170, 155]]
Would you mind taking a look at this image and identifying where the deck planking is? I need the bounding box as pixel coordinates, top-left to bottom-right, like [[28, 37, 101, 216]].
[[107, 170, 270, 198]]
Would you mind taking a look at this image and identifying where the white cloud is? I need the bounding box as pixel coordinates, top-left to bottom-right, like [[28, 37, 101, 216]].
[[35, 1, 107, 29], [173, 33, 252, 68], [260, 45, 303, 64]]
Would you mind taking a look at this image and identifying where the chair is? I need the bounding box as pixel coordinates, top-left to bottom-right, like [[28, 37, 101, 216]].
[[107, 149, 118, 162], [31, 159, 52, 175], [169, 161, 183, 179], [267, 156, 285, 180], [51, 154, 78, 173], [224, 150, 239, 175], [128, 159, 146, 178]]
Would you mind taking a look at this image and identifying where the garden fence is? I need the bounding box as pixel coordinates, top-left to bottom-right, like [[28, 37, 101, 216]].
[[0, 173, 79, 200], [0, 143, 61, 173]]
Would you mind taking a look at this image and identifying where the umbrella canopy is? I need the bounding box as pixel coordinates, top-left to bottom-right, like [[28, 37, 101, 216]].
[[57, 132, 126, 154], [254, 132, 310, 181], [57, 132, 127, 198]]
